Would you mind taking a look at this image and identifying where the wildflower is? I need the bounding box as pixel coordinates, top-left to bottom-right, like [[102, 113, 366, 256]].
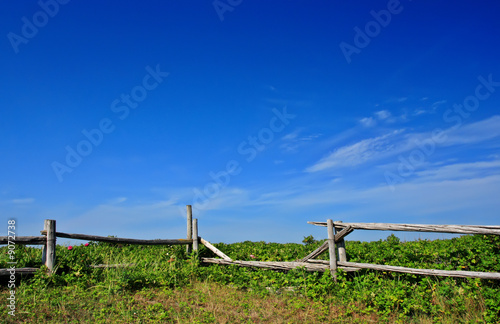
[[84, 243, 89, 247], [250, 254, 255, 259], [68, 246, 73, 250]]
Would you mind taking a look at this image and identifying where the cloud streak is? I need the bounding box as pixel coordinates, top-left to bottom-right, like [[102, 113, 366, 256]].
[[305, 129, 405, 172], [442, 115, 500, 146], [306, 115, 500, 173], [280, 128, 321, 153]]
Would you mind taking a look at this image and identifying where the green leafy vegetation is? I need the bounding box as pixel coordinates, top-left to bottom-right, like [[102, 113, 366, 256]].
[[1, 234, 499, 323]]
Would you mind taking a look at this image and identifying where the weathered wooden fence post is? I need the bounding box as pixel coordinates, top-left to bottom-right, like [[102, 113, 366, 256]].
[[44, 219, 56, 274], [327, 219, 337, 281], [186, 205, 192, 253], [336, 221, 347, 262], [192, 218, 198, 252]]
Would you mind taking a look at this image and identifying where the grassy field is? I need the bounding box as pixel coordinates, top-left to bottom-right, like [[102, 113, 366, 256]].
[[1, 234, 499, 323]]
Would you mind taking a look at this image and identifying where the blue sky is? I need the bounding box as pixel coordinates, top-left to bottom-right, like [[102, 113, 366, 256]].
[[1, 1, 499, 244]]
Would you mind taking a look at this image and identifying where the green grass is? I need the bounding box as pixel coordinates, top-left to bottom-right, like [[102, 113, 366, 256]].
[[1, 234, 499, 323]]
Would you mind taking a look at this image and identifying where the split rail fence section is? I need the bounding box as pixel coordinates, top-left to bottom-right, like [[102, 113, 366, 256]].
[[306, 220, 500, 280], [203, 220, 500, 281], [0, 206, 205, 275]]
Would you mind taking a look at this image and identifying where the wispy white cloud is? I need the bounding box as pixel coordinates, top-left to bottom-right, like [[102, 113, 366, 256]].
[[282, 129, 300, 141], [432, 100, 447, 109], [375, 110, 391, 120], [306, 129, 405, 172], [415, 159, 500, 182], [412, 100, 447, 116], [239, 157, 499, 227], [202, 157, 500, 230], [280, 128, 321, 153], [359, 110, 393, 127], [234, 157, 500, 224], [442, 115, 500, 146], [307, 115, 500, 174], [412, 109, 428, 116], [359, 117, 376, 127]]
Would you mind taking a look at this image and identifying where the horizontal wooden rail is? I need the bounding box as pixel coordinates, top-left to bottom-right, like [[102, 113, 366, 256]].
[[89, 263, 137, 268], [0, 264, 138, 275], [202, 258, 360, 272], [308, 222, 500, 235], [0, 267, 39, 275], [338, 261, 500, 280], [40, 230, 193, 245], [306, 259, 500, 280], [0, 236, 46, 245]]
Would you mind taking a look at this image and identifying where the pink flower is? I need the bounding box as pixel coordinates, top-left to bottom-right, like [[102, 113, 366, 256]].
[[84, 243, 89, 247], [68, 246, 73, 250], [250, 254, 255, 259]]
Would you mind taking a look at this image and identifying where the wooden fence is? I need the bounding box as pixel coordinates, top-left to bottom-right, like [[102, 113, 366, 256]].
[[0, 206, 200, 275], [307, 220, 500, 280], [203, 220, 500, 281], [2, 213, 500, 281]]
